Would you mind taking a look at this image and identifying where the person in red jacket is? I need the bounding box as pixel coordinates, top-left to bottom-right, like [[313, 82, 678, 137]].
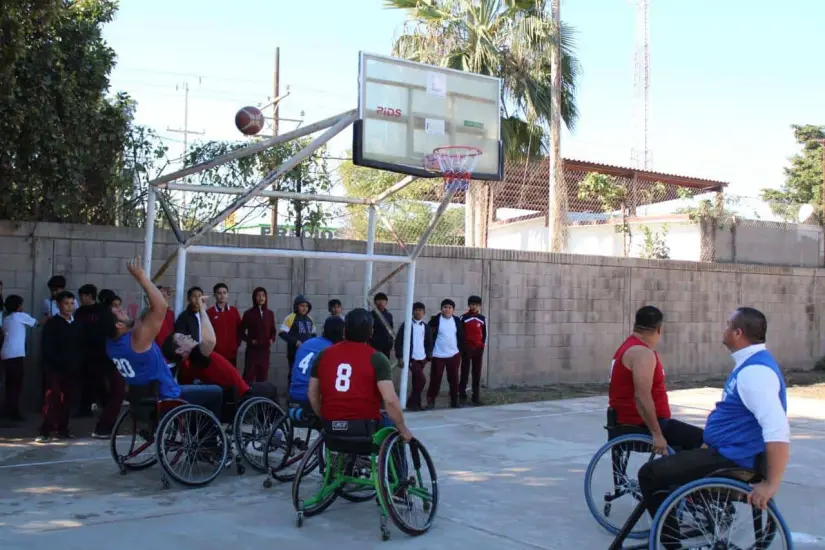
[[207, 283, 242, 367], [240, 287, 276, 384], [459, 295, 487, 406], [152, 286, 175, 348]]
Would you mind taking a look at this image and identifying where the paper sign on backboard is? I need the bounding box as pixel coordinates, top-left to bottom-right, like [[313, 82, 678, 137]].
[[353, 52, 503, 181]]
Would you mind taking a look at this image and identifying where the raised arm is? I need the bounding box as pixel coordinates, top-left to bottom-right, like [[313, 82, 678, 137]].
[[197, 295, 216, 356], [128, 257, 169, 352]]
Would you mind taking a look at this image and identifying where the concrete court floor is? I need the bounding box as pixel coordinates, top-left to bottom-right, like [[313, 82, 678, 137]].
[[1, 388, 824, 550]]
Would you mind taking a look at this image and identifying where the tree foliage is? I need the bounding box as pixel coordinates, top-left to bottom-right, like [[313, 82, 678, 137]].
[[0, 0, 136, 224], [338, 155, 464, 245], [386, 0, 581, 159], [760, 124, 825, 223], [638, 224, 670, 260]]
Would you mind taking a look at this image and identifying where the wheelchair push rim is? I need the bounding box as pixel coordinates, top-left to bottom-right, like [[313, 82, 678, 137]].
[[266, 418, 321, 483], [233, 397, 285, 473], [649, 477, 792, 550], [292, 434, 338, 517], [377, 432, 438, 537], [156, 404, 229, 487], [584, 434, 675, 539], [110, 408, 158, 471]]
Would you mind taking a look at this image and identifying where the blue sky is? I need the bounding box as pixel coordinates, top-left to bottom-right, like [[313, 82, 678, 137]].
[[105, 0, 824, 198]]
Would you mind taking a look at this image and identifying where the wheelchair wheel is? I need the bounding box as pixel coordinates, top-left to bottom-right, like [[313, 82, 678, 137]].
[[233, 397, 285, 473], [338, 454, 377, 503], [377, 432, 438, 537], [292, 434, 338, 517], [156, 404, 228, 487], [266, 419, 321, 483], [110, 408, 157, 472], [650, 477, 792, 550], [584, 434, 675, 539]]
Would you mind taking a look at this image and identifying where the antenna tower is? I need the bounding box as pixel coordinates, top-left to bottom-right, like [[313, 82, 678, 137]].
[[631, 0, 651, 169]]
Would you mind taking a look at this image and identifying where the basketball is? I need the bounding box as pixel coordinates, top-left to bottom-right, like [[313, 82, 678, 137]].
[[235, 106, 265, 136]]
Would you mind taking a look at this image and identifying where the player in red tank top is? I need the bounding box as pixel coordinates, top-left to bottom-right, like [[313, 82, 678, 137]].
[[608, 306, 704, 455], [307, 308, 413, 442]]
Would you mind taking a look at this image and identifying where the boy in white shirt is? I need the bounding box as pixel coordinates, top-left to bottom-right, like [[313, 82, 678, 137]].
[[1, 295, 38, 420], [426, 299, 465, 409]]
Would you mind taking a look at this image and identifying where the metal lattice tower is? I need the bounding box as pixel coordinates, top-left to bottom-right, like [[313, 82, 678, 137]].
[[631, 0, 651, 169]]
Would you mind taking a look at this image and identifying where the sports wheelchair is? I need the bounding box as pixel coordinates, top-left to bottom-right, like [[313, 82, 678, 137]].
[[110, 381, 284, 488], [291, 419, 438, 541], [261, 400, 323, 487], [585, 410, 793, 549]]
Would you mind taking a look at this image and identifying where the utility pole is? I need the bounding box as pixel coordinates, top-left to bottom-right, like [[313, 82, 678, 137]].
[[269, 47, 280, 237], [547, 0, 567, 252], [167, 81, 205, 213]]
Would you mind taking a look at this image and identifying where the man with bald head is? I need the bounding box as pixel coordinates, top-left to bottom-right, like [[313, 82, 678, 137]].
[[635, 307, 790, 545]]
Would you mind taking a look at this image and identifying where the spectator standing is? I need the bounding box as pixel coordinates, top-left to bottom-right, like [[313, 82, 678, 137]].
[[327, 299, 344, 321], [279, 294, 316, 386], [74, 284, 103, 418], [37, 291, 84, 442], [207, 283, 242, 367], [41, 275, 66, 322], [459, 295, 487, 406], [426, 299, 465, 409], [394, 302, 433, 411], [174, 286, 203, 341], [370, 293, 394, 359], [153, 286, 176, 347], [1, 295, 38, 420], [241, 287, 277, 384]]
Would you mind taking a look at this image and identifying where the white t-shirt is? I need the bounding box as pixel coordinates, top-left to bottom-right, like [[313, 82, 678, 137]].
[[411, 320, 426, 361], [433, 315, 459, 359], [1, 312, 37, 360], [42, 297, 59, 317]]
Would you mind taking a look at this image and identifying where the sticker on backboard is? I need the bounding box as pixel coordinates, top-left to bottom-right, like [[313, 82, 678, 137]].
[[425, 118, 445, 136], [426, 72, 446, 97]]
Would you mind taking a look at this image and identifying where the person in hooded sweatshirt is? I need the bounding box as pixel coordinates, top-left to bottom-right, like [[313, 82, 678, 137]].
[[240, 287, 277, 384], [279, 294, 316, 386]]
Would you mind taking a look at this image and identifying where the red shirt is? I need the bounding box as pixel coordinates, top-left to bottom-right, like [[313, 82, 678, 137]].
[[608, 335, 671, 425], [180, 347, 250, 397], [207, 305, 242, 360], [154, 310, 175, 348], [314, 341, 382, 421]]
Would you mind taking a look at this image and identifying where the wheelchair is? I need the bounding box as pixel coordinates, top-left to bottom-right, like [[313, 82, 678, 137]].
[[110, 381, 284, 487], [607, 460, 793, 549], [261, 400, 323, 487], [291, 419, 438, 541], [584, 408, 675, 539]]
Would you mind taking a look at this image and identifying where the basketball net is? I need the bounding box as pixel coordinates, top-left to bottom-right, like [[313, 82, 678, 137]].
[[428, 146, 482, 193]]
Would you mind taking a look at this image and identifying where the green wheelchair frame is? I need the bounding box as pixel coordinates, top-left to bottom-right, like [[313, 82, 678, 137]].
[[293, 426, 438, 541]]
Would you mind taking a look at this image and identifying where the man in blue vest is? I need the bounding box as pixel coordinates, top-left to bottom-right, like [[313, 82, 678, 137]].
[[288, 316, 345, 408], [638, 307, 790, 523]]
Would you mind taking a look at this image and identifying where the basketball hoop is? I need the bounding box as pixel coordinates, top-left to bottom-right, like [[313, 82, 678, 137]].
[[427, 146, 482, 192]]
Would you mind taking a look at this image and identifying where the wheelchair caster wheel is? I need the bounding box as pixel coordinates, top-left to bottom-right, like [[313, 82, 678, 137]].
[[161, 477, 170, 490], [603, 503, 611, 517], [295, 512, 304, 528], [380, 516, 391, 541], [263, 478, 273, 489], [237, 464, 246, 476]]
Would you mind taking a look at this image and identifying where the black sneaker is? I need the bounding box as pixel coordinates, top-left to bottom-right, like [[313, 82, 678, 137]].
[[449, 398, 459, 409], [406, 403, 422, 412], [55, 431, 75, 440], [459, 395, 468, 406], [425, 401, 435, 411], [91, 431, 111, 439], [34, 435, 51, 444]]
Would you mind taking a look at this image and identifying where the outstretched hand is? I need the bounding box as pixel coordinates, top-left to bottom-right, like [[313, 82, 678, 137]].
[[126, 257, 146, 279], [199, 295, 209, 310]]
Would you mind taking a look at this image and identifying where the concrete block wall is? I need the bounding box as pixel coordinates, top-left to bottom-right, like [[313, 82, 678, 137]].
[[1, 221, 822, 410]]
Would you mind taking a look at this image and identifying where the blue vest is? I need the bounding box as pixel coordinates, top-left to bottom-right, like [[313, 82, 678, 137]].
[[106, 333, 181, 399], [703, 349, 787, 469], [289, 336, 333, 401]]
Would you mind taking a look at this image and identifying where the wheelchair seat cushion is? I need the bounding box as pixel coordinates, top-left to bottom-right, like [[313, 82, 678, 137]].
[[322, 419, 378, 455], [708, 467, 761, 483]]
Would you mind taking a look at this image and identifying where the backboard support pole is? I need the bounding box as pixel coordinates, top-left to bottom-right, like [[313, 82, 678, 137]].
[[399, 259, 416, 410], [363, 206, 376, 308]]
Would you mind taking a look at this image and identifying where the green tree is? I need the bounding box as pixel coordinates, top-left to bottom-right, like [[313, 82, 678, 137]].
[[760, 124, 825, 222], [386, 0, 581, 159], [339, 156, 465, 245], [638, 224, 670, 260], [577, 173, 630, 254], [0, 0, 134, 224]]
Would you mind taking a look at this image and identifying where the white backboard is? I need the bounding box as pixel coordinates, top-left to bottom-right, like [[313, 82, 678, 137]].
[[353, 52, 503, 181]]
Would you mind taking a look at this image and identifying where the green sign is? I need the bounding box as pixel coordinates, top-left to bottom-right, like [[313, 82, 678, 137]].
[[464, 120, 484, 129]]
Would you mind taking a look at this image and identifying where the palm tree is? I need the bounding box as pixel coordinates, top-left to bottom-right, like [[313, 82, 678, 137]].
[[386, 0, 581, 159]]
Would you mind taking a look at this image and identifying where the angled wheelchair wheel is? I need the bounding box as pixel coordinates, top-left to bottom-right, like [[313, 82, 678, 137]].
[[338, 454, 377, 503], [233, 397, 285, 472], [649, 477, 792, 550], [156, 404, 228, 487], [292, 434, 338, 517], [377, 433, 438, 537], [266, 418, 321, 483], [110, 408, 157, 472], [584, 434, 675, 539]]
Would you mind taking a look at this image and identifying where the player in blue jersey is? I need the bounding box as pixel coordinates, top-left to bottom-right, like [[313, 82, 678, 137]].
[[103, 257, 223, 417], [637, 307, 790, 540], [289, 316, 345, 408]]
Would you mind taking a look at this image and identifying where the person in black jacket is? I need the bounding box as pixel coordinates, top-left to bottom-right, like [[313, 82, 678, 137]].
[[394, 302, 434, 411], [370, 293, 394, 359], [174, 286, 203, 341], [426, 299, 465, 409], [37, 291, 84, 442]]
